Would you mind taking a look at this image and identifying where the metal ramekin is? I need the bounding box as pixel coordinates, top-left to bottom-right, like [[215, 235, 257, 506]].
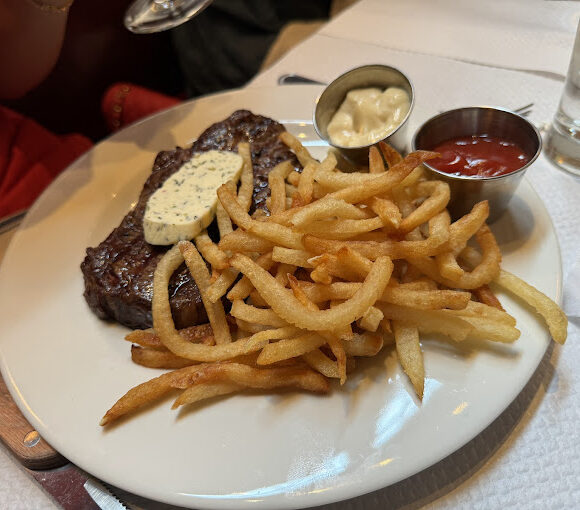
[[313, 64, 415, 165], [412, 106, 542, 223]]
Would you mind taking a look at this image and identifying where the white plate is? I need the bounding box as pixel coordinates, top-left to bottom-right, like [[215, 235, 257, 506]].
[[0, 86, 562, 509]]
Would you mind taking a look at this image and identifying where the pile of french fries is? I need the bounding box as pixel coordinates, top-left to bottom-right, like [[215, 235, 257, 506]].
[[100, 134, 568, 426]]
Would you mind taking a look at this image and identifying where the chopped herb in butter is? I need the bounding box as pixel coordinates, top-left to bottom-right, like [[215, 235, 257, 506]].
[[143, 150, 244, 245]]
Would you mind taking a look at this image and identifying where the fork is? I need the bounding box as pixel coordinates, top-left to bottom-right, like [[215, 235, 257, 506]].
[[513, 102, 534, 117]]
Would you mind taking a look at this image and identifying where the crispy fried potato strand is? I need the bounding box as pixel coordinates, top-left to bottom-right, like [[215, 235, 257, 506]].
[[125, 323, 218, 350], [393, 321, 424, 399], [179, 241, 232, 345]]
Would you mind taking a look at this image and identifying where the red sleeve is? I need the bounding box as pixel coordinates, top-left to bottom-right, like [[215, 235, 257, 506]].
[[0, 106, 93, 218], [0, 84, 180, 218], [102, 82, 182, 132]]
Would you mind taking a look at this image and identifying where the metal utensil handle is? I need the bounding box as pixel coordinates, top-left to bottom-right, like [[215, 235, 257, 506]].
[[513, 102, 534, 117], [0, 209, 27, 235], [278, 74, 326, 85]]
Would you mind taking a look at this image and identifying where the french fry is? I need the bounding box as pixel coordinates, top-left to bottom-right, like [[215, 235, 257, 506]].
[[447, 201, 489, 254], [473, 284, 504, 310], [298, 217, 384, 240], [179, 241, 232, 345], [206, 268, 239, 303], [268, 160, 294, 215], [457, 315, 520, 343], [435, 251, 465, 282], [369, 145, 386, 174], [286, 274, 348, 382], [216, 180, 235, 237], [235, 319, 271, 334], [257, 333, 326, 365], [274, 263, 296, 287], [287, 171, 300, 186], [369, 196, 402, 231], [131, 345, 197, 369], [218, 184, 304, 249], [279, 131, 317, 167], [310, 262, 333, 285], [297, 161, 318, 204], [272, 247, 313, 268], [101, 363, 213, 425], [336, 246, 374, 278], [378, 141, 403, 168], [393, 321, 424, 399], [216, 184, 253, 230], [325, 336, 348, 384], [296, 281, 360, 303], [194, 230, 229, 270], [391, 165, 425, 197], [398, 181, 450, 234], [230, 300, 291, 328], [227, 252, 274, 301], [358, 306, 384, 332], [302, 349, 341, 379], [294, 280, 470, 310], [495, 269, 568, 344], [408, 225, 501, 289], [329, 151, 439, 203], [302, 217, 448, 260], [125, 323, 218, 350], [219, 229, 274, 253], [236, 142, 254, 212], [444, 300, 516, 326], [314, 167, 389, 191], [309, 253, 364, 282], [378, 303, 473, 342], [169, 363, 330, 394], [290, 197, 369, 228], [172, 382, 242, 409], [344, 332, 384, 356], [380, 287, 471, 310]]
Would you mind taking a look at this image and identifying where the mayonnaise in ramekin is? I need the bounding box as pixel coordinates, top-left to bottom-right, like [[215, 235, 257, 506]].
[[327, 87, 410, 147]]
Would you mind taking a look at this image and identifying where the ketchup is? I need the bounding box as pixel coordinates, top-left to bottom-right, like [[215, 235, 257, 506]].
[[428, 135, 529, 178]]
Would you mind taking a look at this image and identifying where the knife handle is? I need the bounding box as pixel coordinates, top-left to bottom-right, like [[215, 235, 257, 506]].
[[0, 375, 66, 470]]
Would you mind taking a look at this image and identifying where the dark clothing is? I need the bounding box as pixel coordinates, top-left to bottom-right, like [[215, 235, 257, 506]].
[[171, 0, 331, 97]]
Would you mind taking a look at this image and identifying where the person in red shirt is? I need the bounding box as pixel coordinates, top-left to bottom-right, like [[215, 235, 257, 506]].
[[0, 0, 92, 217]]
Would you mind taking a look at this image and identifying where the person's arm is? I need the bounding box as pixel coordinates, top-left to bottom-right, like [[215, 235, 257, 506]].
[[0, 0, 73, 99]]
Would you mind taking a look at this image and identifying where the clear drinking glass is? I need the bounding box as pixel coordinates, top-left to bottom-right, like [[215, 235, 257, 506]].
[[545, 21, 580, 177], [124, 0, 213, 34]]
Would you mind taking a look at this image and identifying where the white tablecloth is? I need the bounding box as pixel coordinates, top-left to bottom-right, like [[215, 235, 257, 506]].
[[319, 0, 579, 77], [1, 0, 579, 508]]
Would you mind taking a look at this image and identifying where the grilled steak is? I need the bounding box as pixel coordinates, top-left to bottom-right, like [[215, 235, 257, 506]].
[[81, 110, 298, 330]]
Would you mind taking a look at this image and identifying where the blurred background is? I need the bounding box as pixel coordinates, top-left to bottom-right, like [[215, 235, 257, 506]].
[[3, 0, 357, 141]]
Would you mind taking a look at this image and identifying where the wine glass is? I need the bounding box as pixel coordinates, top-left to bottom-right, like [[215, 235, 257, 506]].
[[124, 0, 213, 34]]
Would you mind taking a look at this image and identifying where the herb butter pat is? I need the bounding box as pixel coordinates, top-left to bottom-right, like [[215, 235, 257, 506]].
[[143, 150, 244, 245]]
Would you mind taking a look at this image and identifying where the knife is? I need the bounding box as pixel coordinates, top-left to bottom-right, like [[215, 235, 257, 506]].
[[0, 209, 27, 235], [0, 375, 127, 509]]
